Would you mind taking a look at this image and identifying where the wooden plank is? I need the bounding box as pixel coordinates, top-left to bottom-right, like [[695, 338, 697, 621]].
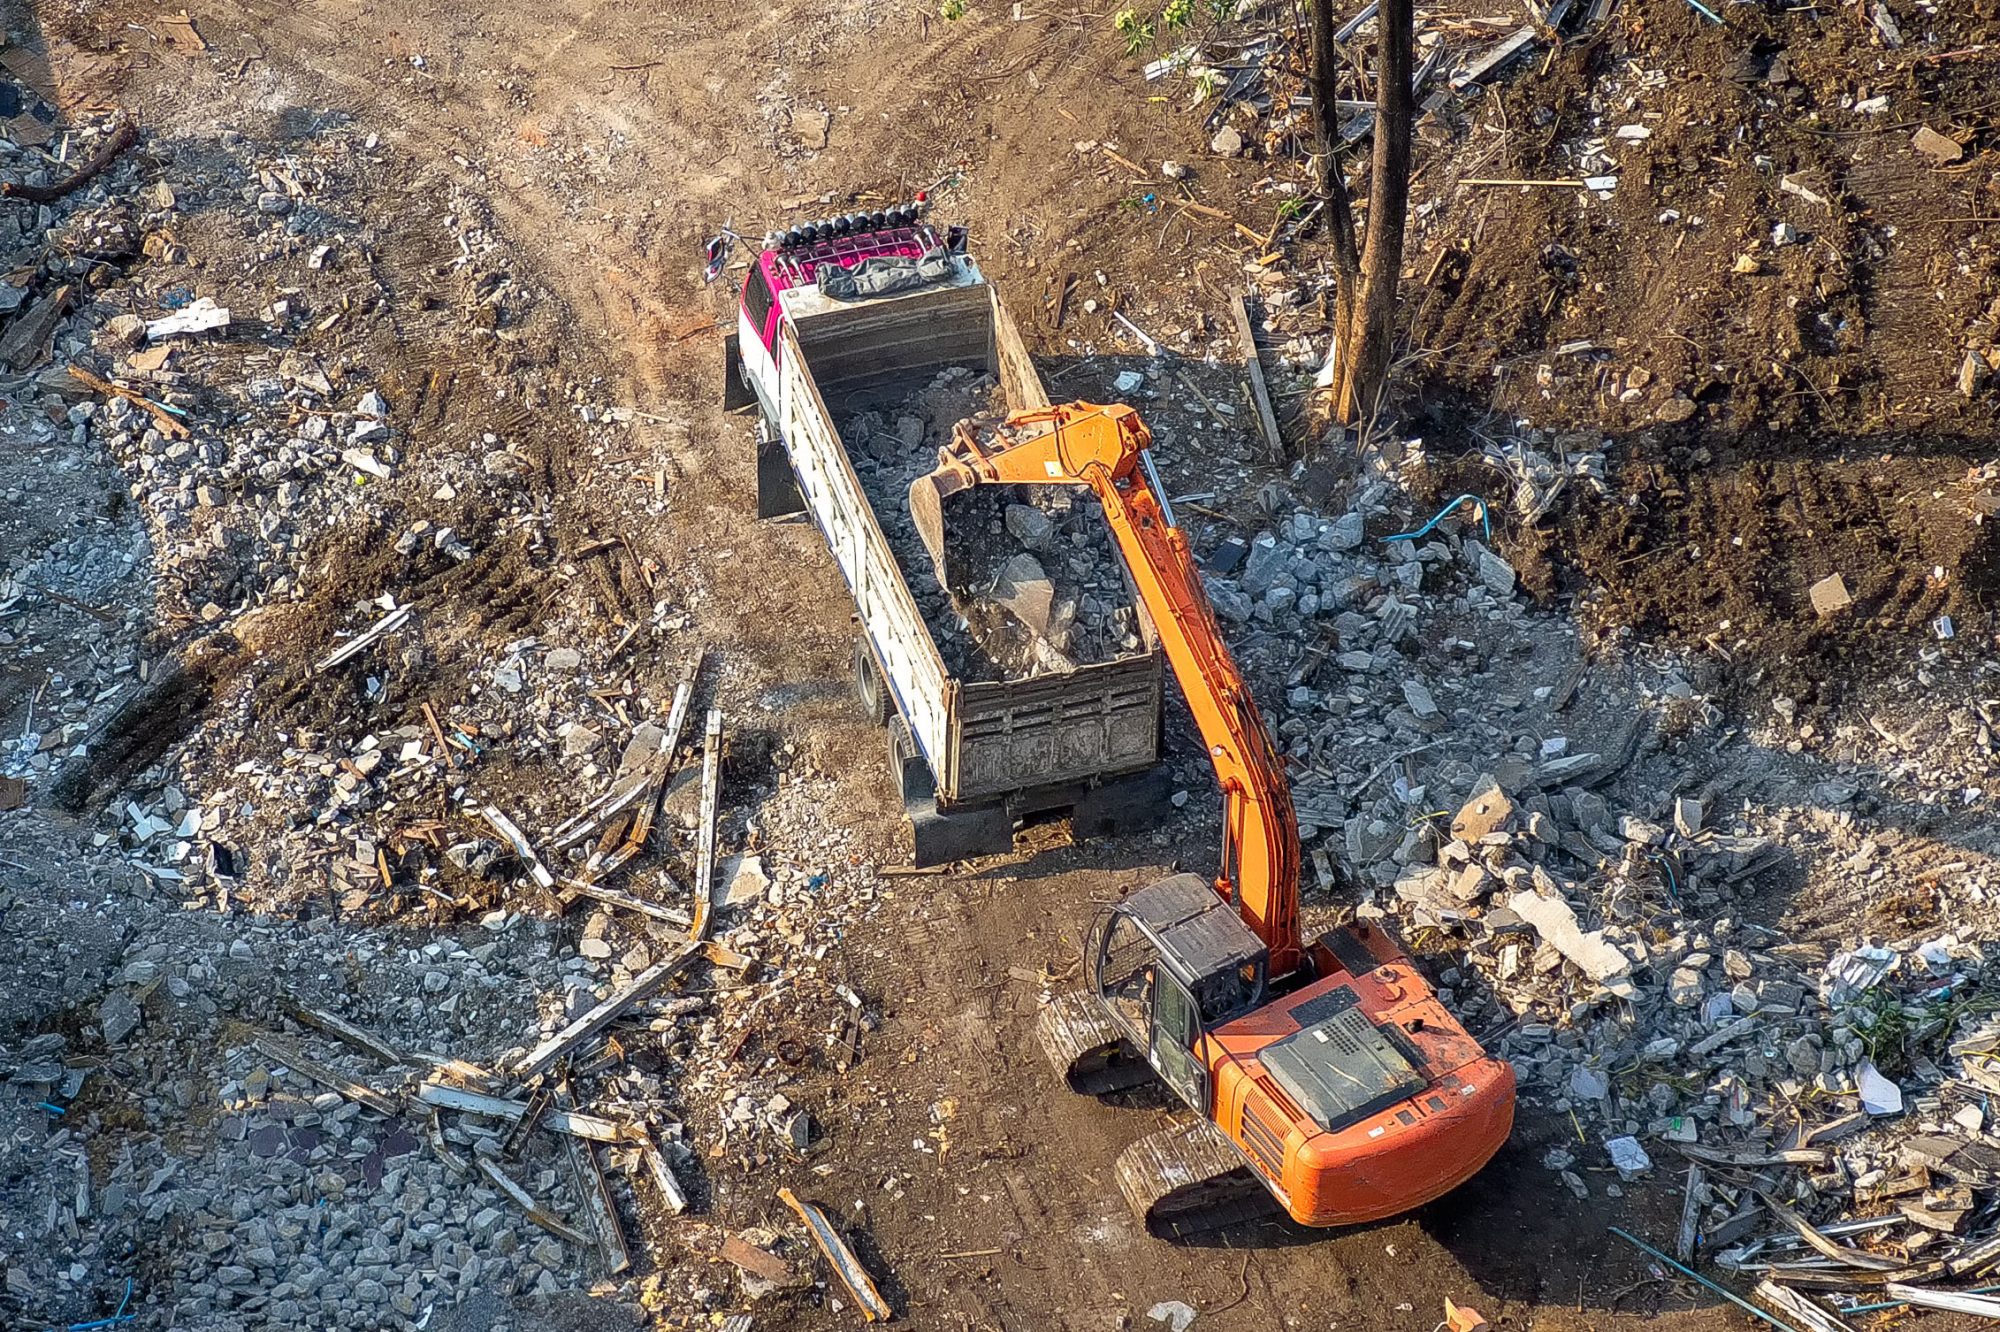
[[561, 875, 694, 928], [251, 1035, 398, 1116], [1884, 1283, 2000, 1317], [1230, 292, 1285, 462], [556, 1083, 631, 1275], [722, 1234, 797, 1285], [280, 1000, 407, 1067], [1676, 1163, 1704, 1263], [476, 1156, 591, 1247], [691, 708, 723, 939], [780, 1187, 892, 1321], [640, 1130, 688, 1214], [415, 1081, 631, 1143], [512, 942, 701, 1081]]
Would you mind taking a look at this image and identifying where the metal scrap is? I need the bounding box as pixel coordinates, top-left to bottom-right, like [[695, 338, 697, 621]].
[[781, 1186, 893, 1322]]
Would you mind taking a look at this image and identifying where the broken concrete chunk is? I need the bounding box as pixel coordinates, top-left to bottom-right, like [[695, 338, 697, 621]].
[[1673, 796, 1704, 838], [1809, 573, 1852, 617], [992, 553, 1056, 636], [1505, 889, 1631, 982], [1911, 125, 1964, 164], [1451, 787, 1514, 843]]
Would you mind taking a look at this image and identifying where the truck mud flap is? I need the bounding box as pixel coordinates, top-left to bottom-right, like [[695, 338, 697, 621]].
[[723, 332, 758, 414], [756, 422, 807, 520]]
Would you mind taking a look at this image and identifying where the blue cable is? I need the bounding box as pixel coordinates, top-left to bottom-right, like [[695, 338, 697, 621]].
[[1381, 493, 1491, 545], [64, 1278, 135, 1330]]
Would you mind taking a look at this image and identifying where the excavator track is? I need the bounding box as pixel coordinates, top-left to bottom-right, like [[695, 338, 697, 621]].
[[1036, 991, 1155, 1095], [1115, 1121, 1280, 1240]]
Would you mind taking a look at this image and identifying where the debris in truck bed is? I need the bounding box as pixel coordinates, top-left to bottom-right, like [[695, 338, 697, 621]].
[[843, 367, 1143, 681]]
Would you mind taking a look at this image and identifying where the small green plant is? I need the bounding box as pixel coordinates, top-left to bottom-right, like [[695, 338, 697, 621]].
[[1189, 66, 1223, 104], [1162, 0, 1193, 29], [1114, 8, 1155, 53], [940, 0, 967, 17], [1208, 0, 1236, 18]]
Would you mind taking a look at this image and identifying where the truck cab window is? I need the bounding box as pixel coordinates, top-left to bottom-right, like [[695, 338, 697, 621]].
[[743, 266, 775, 334]]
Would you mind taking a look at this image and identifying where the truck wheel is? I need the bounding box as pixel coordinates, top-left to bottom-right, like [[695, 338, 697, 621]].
[[887, 718, 933, 805], [852, 637, 891, 726]]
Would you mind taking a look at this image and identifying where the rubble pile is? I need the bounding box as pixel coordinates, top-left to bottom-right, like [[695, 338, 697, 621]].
[[845, 366, 1141, 679]]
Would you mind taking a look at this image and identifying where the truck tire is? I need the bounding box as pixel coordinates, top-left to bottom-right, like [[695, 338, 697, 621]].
[[887, 718, 933, 805], [852, 636, 891, 727]]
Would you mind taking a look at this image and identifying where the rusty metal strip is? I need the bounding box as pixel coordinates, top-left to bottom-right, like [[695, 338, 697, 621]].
[[780, 1187, 892, 1322]]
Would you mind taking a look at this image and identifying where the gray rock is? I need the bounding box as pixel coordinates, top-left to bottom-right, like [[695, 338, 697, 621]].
[[99, 990, 142, 1044], [1003, 504, 1053, 548], [1322, 511, 1366, 552], [1210, 125, 1244, 156]]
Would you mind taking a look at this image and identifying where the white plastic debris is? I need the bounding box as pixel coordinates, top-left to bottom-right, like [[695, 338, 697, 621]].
[[1857, 1060, 1904, 1116], [144, 297, 231, 341], [1148, 1301, 1198, 1332]]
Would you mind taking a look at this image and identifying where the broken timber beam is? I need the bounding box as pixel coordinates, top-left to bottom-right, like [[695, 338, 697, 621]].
[[512, 941, 701, 1082], [280, 999, 407, 1067], [1230, 293, 1285, 463], [251, 1035, 398, 1116], [549, 653, 700, 851], [475, 1156, 591, 1247], [639, 1130, 688, 1214], [560, 875, 694, 928], [557, 1082, 632, 1275], [780, 1187, 893, 1322], [483, 805, 557, 889], [690, 707, 723, 940], [416, 1081, 631, 1143]]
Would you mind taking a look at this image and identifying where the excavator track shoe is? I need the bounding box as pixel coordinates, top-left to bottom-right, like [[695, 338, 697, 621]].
[[1036, 992, 1153, 1095], [1115, 1120, 1278, 1240]]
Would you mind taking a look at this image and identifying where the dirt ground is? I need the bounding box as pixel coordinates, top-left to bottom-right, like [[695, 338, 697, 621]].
[[7, 0, 2000, 1326]]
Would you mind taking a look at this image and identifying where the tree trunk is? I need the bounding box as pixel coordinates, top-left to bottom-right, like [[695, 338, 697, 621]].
[[1345, 0, 1414, 425], [1307, 0, 1359, 422]]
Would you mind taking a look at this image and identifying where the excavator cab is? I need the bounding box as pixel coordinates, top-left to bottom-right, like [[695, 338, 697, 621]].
[[1088, 874, 1266, 1114]]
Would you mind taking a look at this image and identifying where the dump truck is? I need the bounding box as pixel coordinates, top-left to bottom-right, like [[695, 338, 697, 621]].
[[721, 202, 1171, 864]]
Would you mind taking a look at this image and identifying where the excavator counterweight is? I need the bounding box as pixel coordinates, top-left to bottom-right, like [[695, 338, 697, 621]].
[[912, 402, 1515, 1237]]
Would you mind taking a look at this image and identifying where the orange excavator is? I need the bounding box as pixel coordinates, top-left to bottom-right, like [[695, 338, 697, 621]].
[[909, 402, 1515, 1238]]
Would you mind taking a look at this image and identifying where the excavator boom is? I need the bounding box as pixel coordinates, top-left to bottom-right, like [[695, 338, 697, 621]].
[[910, 402, 1301, 974]]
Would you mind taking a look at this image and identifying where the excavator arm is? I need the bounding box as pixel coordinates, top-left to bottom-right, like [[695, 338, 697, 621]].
[[910, 401, 1302, 975]]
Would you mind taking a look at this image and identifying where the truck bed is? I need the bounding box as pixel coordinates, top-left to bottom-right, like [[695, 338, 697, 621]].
[[776, 278, 1163, 805]]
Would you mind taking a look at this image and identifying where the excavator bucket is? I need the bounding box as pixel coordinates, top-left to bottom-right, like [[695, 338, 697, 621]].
[[907, 439, 982, 592]]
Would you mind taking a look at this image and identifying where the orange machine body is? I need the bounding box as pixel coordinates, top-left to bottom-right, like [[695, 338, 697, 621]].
[[1205, 924, 1515, 1226]]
